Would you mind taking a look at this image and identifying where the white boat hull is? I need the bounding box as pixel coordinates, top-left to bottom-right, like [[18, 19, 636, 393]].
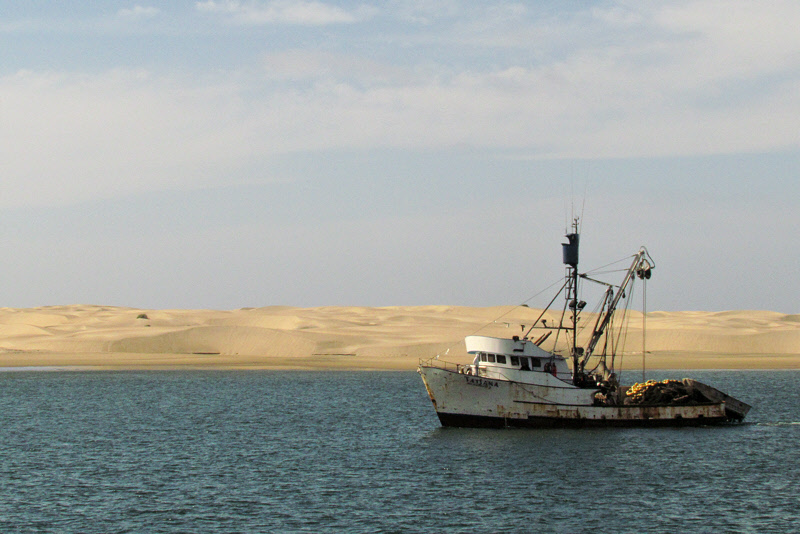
[[419, 365, 730, 428]]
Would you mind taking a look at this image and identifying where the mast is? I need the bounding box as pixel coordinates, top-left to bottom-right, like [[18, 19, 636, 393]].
[[561, 219, 584, 384], [561, 220, 655, 385]]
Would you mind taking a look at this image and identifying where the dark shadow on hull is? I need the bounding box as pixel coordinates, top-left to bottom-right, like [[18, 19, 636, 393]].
[[436, 412, 734, 429]]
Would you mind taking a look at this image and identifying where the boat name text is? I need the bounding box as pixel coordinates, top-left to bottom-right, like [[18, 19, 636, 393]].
[[465, 376, 499, 389]]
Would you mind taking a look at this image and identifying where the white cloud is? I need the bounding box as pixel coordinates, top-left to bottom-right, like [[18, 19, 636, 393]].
[[261, 49, 403, 82], [389, 0, 461, 25], [0, 70, 259, 208], [195, 0, 371, 26], [117, 5, 161, 19], [3, 1, 799, 210], [590, 5, 643, 27], [654, 1, 800, 85]]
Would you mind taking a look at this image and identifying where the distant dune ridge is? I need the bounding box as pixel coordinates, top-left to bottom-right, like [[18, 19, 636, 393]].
[[1, 305, 798, 370]]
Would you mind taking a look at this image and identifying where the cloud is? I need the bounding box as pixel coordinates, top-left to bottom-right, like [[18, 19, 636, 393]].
[[3, 1, 799, 210], [261, 49, 403, 83], [117, 5, 161, 19], [195, 0, 372, 26], [0, 69, 259, 208], [389, 0, 461, 25]]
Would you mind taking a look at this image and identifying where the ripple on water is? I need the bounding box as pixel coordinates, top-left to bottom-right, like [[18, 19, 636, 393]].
[[0, 370, 797, 533]]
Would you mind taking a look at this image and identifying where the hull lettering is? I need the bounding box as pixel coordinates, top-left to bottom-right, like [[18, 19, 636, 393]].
[[465, 376, 499, 389]]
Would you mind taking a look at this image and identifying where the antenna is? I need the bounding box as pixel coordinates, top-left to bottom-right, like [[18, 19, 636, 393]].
[[581, 183, 587, 225], [570, 176, 575, 225]]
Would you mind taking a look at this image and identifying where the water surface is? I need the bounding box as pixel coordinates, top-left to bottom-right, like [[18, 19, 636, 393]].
[[0, 370, 796, 533]]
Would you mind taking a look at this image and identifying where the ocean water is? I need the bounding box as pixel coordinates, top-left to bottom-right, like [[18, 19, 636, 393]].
[[0, 369, 797, 533]]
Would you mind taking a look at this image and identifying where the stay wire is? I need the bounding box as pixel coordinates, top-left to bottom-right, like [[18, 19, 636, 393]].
[[582, 255, 639, 277], [432, 276, 567, 360], [642, 277, 647, 382]]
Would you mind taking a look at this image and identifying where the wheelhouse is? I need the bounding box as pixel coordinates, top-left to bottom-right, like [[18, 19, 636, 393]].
[[476, 352, 542, 370], [464, 335, 570, 381]]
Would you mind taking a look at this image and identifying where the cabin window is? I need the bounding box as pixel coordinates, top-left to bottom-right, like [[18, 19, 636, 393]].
[[531, 358, 541, 368], [496, 355, 507, 364], [487, 354, 496, 363], [510, 356, 519, 366], [480, 353, 487, 362], [520, 357, 531, 370]]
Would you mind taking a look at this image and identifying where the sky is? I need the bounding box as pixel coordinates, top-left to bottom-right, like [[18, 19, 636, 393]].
[[1, 1, 798, 313]]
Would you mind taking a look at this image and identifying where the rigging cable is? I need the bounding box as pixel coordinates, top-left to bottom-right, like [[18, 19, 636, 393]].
[[553, 288, 569, 357], [578, 290, 607, 371], [642, 275, 647, 382], [430, 276, 566, 361], [523, 279, 569, 339], [582, 255, 638, 277], [613, 280, 635, 378]]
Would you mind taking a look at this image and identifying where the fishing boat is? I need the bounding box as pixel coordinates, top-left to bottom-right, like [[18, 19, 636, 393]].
[[418, 221, 751, 428]]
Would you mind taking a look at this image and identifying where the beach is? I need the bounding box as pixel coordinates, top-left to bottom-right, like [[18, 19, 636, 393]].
[[1, 305, 798, 371]]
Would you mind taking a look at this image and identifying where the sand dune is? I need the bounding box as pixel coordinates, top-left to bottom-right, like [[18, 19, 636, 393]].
[[1, 305, 798, 370]]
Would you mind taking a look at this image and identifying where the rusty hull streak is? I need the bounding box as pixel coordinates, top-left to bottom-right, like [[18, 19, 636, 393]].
[[422, 380, 437, 410]]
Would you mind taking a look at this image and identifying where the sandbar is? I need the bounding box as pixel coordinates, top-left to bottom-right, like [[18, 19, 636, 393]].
[[1, 305, 798, 371]]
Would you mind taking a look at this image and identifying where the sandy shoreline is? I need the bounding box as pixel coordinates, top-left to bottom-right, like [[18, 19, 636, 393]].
[[2, 351, 799, 372], [0, 351, 415, 371], [2, 305, 799, 371]]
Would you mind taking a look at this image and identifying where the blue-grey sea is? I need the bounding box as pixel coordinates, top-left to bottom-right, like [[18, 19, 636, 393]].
[[0, 369, 797, 533]]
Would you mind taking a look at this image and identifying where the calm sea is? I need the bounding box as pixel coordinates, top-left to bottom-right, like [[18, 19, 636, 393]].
[[0, 369, 797, 533]]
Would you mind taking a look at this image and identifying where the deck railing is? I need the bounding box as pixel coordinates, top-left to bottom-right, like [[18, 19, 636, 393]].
[[418, 357, 464, 373]]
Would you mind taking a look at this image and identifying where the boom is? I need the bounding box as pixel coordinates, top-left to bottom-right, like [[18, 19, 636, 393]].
[[581, 247, 653, 366]]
